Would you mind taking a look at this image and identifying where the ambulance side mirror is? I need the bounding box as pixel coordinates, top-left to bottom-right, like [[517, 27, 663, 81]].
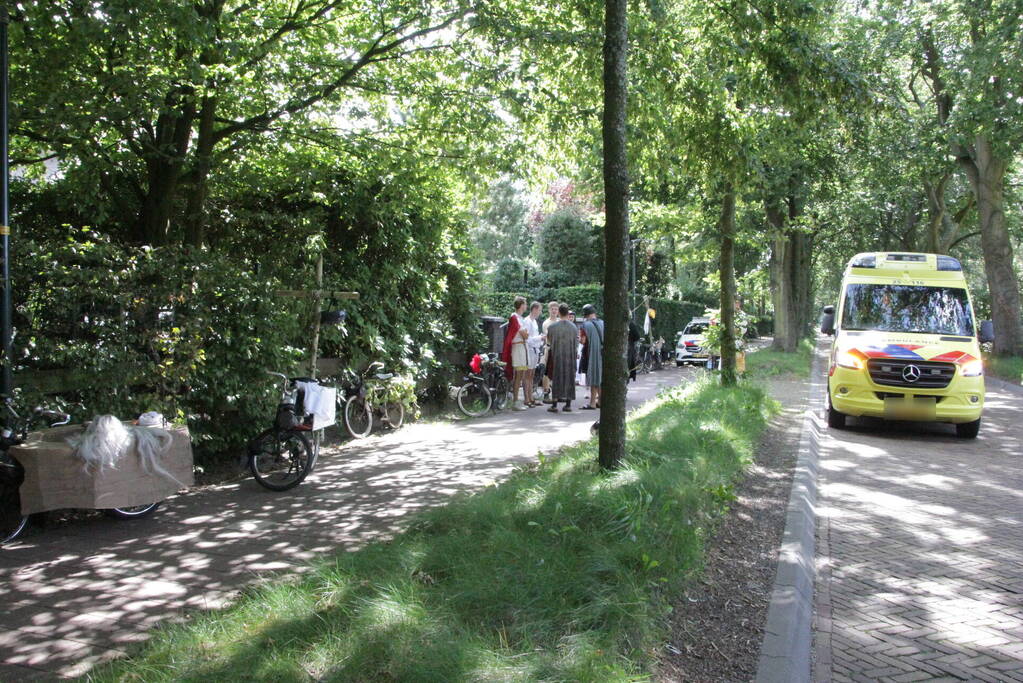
[[979, 320, 994, 344], [820, 305, 836, 336]]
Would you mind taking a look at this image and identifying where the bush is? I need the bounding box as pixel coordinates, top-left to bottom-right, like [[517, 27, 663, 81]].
[[535, 209, 603, 287], [491, 256, 529, 292], [15, 235, 305, 460], [14, 217, 483, 462]]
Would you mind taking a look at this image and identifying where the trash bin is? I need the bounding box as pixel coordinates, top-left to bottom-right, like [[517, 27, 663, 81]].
[[480, 316, 505, 354]]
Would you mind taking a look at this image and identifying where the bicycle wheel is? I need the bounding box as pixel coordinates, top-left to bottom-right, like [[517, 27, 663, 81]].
[[490, 375, 510, 411], [248, 428, 313, 491], [382, 401, 405, 429], [456, 381, 491, 417], [343, 395, 373, 439], [106, 502, 162, 519], [0, 460, 27, 546]]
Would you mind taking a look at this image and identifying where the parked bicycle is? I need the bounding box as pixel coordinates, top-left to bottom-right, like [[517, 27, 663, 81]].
[[638, 342, 653, 374], [650, 338, 664, 371], [455, 352, 510, 418], [340, 361, 405, 439], [248, 372, 335, 491], [1, 401, 68, 544]]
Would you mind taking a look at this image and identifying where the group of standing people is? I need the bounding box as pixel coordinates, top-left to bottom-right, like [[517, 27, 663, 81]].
[[500, 297, 604, 413]]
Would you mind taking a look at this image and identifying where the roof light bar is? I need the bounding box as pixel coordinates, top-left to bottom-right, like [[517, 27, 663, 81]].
[[850, 254, 876, 268], [936, 255, 962, 271]]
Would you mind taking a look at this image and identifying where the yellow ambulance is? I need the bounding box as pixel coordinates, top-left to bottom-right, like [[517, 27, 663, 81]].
[[820, 252, 994, 439]]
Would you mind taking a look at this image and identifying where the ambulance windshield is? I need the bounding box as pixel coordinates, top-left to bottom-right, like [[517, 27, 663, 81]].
[[841, 284, 974, 336]]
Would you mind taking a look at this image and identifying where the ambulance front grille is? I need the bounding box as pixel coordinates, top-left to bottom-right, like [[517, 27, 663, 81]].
[[867, 359, 955, 389]]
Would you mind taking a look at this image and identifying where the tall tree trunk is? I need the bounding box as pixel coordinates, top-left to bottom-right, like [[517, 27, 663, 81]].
[[135, 92, 195, 245], [767, 202, 789, 351], [766, 194, 811, 352], [789, 194, 813, 345], [183, 94, 218, 247], [138, 159, 181, 245], [718, 186, 737, 386], [598, 0, 629, 471], [958, 136, 1023, 356], [924, 174, 950, 253]]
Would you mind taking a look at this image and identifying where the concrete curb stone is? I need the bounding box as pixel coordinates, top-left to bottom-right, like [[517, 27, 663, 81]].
[[755, 341, 827, 683]]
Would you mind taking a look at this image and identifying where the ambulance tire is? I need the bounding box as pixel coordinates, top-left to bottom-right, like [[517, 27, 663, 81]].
[[826, 392, 846, 429], [955, 418, 980, 439]]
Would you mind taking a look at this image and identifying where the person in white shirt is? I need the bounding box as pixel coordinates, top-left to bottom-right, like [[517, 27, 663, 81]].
[[522, 301, 544, 407], [540, 300, 559, 400]]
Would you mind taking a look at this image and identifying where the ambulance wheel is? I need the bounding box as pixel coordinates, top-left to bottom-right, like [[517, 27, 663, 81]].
[[826, 393, 846, 429], [955, 418, 980, 439]]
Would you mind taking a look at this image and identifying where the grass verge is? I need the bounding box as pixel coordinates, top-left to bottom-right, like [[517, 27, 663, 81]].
[[984, 353, 1023, 385], [88, 377, 780, 682], [745, 338, 815, 378]]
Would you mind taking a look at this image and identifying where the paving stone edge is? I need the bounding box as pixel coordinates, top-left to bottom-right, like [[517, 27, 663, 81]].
[[755, 341, 826, 683]]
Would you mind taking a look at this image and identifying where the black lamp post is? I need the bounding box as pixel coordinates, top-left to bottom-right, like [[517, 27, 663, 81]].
[[1, 6, 11, 397]]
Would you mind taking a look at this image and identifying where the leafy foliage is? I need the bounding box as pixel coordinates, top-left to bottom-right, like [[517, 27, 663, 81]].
[[490, 256, 530, 292], [535, 209, 604, 288], [15, 235, 305, 458]]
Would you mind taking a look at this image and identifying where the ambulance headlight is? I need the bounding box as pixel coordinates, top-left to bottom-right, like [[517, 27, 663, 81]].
[[836, 350, 865, 370], [961, 359, 984, 377]]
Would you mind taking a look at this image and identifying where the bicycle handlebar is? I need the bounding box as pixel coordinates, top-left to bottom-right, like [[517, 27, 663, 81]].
[[35, 408, 70, 426]]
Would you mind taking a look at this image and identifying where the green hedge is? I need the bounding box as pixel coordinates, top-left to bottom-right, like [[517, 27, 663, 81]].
[[14, 237, 305, 460], [14, 231, 482, 463]]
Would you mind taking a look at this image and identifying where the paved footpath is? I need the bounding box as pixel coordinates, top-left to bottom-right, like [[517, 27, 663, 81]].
[[814, 371, 1023, 681], [0, 367, 696, 679]]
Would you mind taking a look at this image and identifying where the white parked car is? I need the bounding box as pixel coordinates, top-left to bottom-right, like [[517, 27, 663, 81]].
[[675, 317, 711, 366]]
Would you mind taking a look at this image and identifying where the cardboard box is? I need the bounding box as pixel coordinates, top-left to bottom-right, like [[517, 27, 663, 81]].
[[10, 423, 194, 515]]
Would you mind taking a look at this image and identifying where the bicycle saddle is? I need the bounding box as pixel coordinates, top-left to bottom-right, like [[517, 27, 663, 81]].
[[374, 373, 394, 380]]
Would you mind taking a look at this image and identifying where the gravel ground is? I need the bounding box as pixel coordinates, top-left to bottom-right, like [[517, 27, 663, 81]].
[[657, 374, 809, 682]]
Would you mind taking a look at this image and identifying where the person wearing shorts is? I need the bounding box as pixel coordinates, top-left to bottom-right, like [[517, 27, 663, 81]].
[[522, 301, 543, 407], [501, 296, 530, 410]]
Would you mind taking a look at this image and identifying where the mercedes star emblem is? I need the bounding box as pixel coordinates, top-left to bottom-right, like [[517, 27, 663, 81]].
[[902, 364, 921, 383]]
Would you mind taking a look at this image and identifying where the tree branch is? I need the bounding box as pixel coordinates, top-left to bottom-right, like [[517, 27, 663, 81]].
[[948, 231, 981, 250], [212, 9, 467, 144]]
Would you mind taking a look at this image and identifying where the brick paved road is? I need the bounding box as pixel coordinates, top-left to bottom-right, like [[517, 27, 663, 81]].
[[814, 374, 1023, 682], [0, 367, 696, 679]]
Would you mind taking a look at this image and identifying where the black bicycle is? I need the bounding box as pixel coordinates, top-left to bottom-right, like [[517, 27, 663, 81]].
[[638, 342, 653, 374], [455, 352, 510, 417], [0, 401, 69, 545], [248, 372, 333, 491], [650, 338, 664, 371]]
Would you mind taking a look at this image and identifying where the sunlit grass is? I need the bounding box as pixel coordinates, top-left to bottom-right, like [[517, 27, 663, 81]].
[[88, 376, 780, 683], [745, 338, 814, 378], [985, 353, 1023, 385]]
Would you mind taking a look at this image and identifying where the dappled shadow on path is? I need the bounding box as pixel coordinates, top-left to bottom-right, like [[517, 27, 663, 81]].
[[816, 384, 1023, 681]]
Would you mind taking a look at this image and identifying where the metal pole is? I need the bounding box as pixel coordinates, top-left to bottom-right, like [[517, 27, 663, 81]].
[[1, 7, 12, 397]]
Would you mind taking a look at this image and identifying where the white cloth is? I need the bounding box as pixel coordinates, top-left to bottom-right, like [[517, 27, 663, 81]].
[[524, 316, 543, 368], [644, 309, 651, 335], [296, 381, 337, 430]]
